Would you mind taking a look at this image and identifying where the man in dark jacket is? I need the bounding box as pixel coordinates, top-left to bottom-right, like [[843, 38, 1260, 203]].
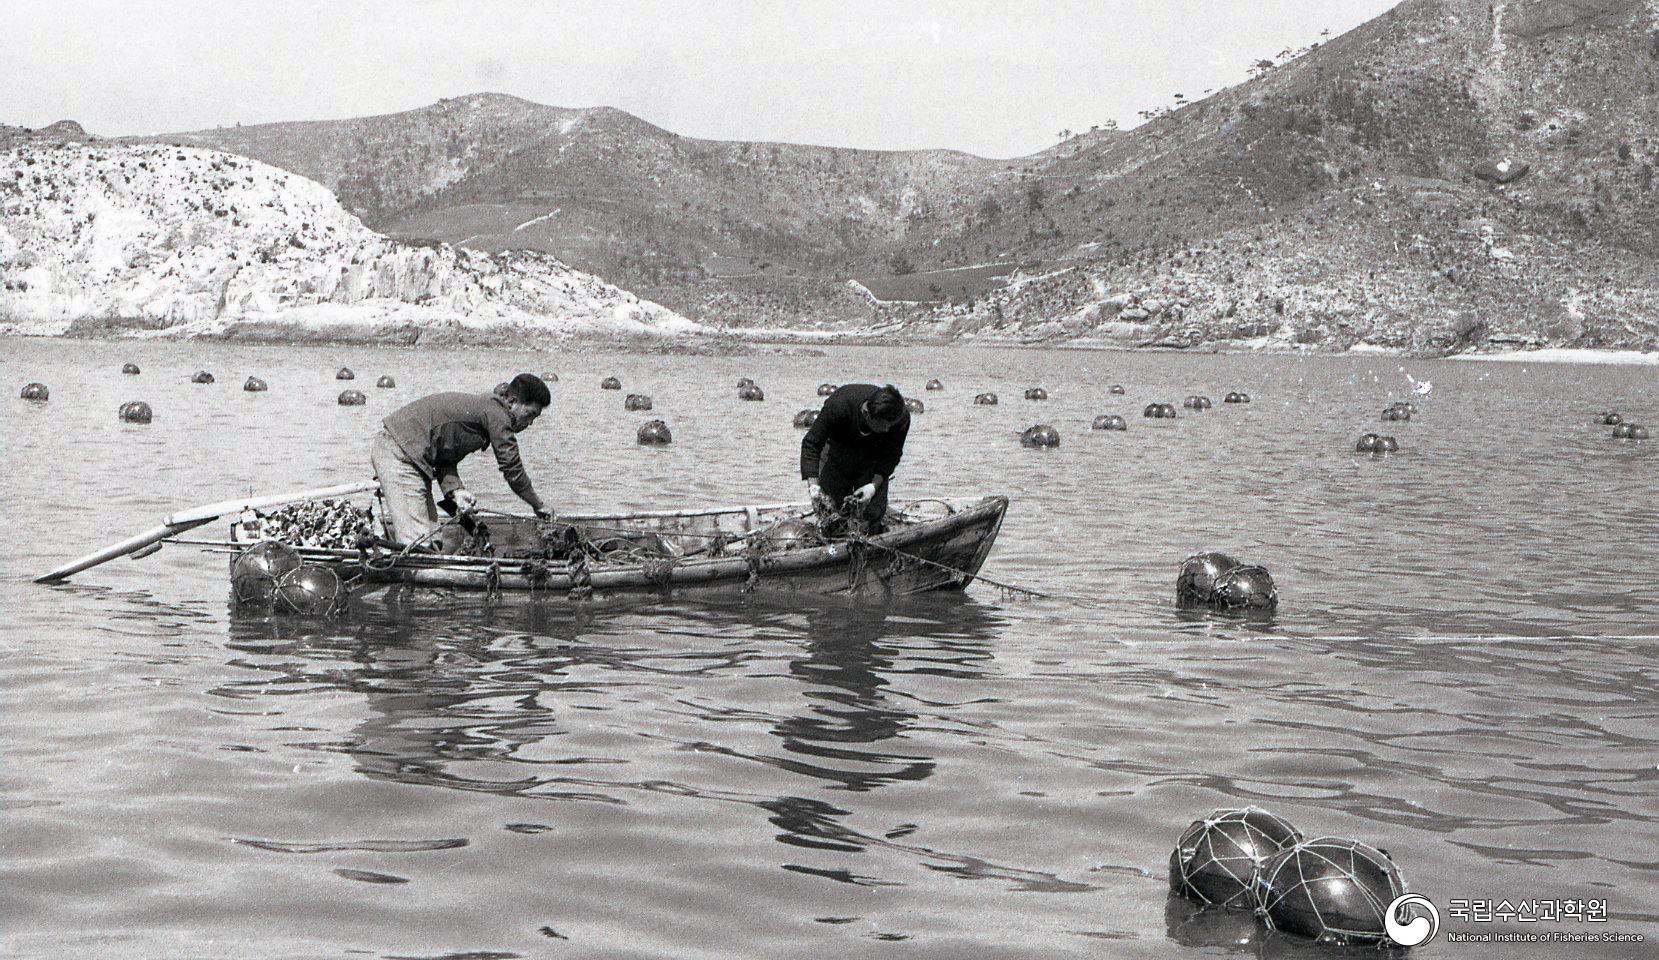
[[800, 383, 910, 530], [371, 373, 553, 546]]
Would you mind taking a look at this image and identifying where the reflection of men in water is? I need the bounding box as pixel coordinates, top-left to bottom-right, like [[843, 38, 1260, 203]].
[[372, 374, 553, 547], [801, 384, 910, 531]]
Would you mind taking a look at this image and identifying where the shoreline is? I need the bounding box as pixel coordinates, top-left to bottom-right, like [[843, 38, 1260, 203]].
[[3, 326, 1656, 365]]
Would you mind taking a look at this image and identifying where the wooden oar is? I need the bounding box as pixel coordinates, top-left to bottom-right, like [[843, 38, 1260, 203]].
[[34, 479, 380, 584]]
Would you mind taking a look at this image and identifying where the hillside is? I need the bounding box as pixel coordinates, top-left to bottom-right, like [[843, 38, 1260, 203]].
[[0, 138, 698, 341], [871, 0, 1659, 350], [148, 94, 1024, 320], [29, 0, 1659, 353]]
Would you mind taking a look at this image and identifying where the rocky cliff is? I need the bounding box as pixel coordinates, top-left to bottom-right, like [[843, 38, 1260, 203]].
[[0, 139, 698, 341]]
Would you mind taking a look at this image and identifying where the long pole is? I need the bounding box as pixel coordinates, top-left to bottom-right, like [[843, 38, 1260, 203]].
[[35, 480, 379, 584]]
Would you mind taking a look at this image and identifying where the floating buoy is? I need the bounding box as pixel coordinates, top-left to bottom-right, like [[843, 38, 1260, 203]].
[[376, 375, 396, 388], [1224, 392, 1244, 403], [818, 383, 837, 396], [624, 393, 653, 411], [231, 541, 302, 606], [1252, 838, 1406, 945], [1599, 411, 1622, 425], [1020, 424, 1060, 448], [1184, 396, 1212, 410], [334, 367, 354, 380], [191, 371, 214, 384], [975, 392, 998, 405], [1024, 387, 1049, 401], [244, 377, 268, 392], [793, 409, 818, 429], [1394, 401, 1419, 414], [1109, 385, 1126, 395], [737, 377, 755, 389], [1614, 423, 1649, 439], [1144, 403, 1177, 418], [1215, 565, 1277, 610], [637, 419, 672, 445], [601, 377, 622, 390], [1091, 414, 1127, 431], [20, 383, 48, 401], [274, 564, 347, 615], [1356, 433, 1398, 454], [926, 379, 944, 391], [1381, 405, 1410, 421], [1176, 552, 1240, 606], [338, 390, 366, 406], [122, 363, 140, 375], [739, 385, 765, 401], [905, 397, 924, 414], [1170, 807, 1303, 908], [118, 401, 152, 423]]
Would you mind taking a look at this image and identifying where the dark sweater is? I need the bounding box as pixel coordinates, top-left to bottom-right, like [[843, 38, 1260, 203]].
[[382, 392, 544, 511], [800, 384, 910, 487]]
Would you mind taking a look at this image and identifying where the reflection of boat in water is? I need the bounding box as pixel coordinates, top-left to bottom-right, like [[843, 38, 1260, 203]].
[[227, 496, 1008, 604]]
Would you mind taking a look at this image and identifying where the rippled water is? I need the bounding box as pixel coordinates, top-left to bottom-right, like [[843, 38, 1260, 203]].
[[2, 337, 1656, 958]]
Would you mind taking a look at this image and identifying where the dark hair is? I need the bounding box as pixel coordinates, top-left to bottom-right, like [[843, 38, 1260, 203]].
[[867, 384, 906, 422], [508, 373, 551, 407]]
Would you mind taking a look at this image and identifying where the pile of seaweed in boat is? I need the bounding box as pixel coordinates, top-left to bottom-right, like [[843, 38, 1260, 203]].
[[246, 499, 374, 549]]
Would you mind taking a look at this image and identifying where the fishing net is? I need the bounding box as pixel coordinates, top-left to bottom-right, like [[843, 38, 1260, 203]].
[[272, 564, 347, 616], [231, 541, 302, 605], [1251, 837, 1405, 945], [1169, 807, 1303, 908]]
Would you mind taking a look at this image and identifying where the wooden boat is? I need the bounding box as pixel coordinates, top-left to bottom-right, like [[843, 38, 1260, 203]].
[[227, 495, 1010, 603]]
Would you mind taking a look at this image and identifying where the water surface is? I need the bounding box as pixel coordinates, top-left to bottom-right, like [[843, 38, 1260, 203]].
[[2, 338, 1655, 958]]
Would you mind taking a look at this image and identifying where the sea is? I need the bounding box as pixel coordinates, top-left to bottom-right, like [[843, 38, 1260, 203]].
[[2, 336, 1655, 959]]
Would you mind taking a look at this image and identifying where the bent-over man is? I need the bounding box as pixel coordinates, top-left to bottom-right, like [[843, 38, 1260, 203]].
[[800, 383, 910, 531], [371, 373, 553, 547]]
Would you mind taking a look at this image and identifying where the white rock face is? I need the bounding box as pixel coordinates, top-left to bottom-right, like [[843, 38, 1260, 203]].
[[0, 141, 700, 338]]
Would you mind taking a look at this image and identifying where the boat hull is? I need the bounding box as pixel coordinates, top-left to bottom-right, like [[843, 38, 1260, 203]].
[[234, 496, 1009, 605]]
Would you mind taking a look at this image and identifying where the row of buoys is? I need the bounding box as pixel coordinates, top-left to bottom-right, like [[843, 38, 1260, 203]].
[[1020, 424, 1060, 447], [818, 383, 836, 396], [625, 394, 653, 411], [1224, 392, 1250, 403], [1613, 422, 1649, 439], [1356, 433, 1399, 454], [1091, 415, 1127, 431], [636, 420, 672, 445], [118, 401, 152, 423], [1169, 806, 1409, 946], [231, 541, 347, 615], [1144, 403, 1178, 418], [1176, 553, 1278, 610], [1183, 396, 1212, 410]]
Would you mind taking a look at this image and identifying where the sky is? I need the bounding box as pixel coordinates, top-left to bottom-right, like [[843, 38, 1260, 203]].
[[4, 0, 1401, 159]]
